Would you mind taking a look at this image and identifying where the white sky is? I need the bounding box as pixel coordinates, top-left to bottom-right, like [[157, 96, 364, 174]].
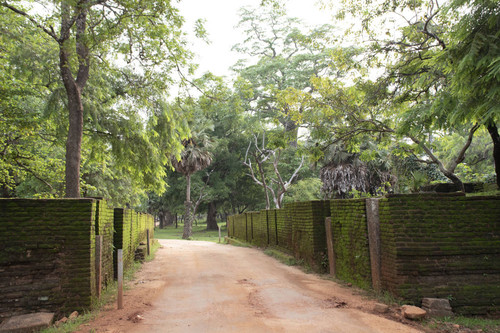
[[177, 0, 334, 79]]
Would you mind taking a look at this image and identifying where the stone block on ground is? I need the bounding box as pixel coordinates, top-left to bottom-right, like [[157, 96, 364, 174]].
[[401, 305, 426, 320], [373, 303, 389, 313], [68, 311, 79, 320], [0, 312, 55, 333], [421, 298, 453, 317]]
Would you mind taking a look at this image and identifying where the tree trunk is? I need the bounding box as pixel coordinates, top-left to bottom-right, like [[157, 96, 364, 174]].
[[487, 123, 500, 189], [60, 3, 90, 198], [175, 214, 178, 229], [183, 174, 193, 239], [206, 201, 218, 230], [158, 211, 165, 229], [61, 64, 85, 197], [183, 201, 193, 239], [255, 155, 271, 209], [165, 211, 175, 226], [442, 170, 465, 193]]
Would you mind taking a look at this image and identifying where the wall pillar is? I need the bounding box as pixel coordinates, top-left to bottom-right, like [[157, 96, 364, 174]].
[[325, 217, 336, 277], [366, 198, 381, 291]]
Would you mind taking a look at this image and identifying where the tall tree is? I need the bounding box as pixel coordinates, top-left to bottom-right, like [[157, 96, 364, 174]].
[[2, 0, 192, 197], [326, 0, 498, 188], [233, 5, 337, 146], [171, 122, 213, 239]]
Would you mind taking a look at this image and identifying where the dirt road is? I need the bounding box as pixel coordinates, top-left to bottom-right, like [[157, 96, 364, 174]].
[[76, 239, 422, 333]]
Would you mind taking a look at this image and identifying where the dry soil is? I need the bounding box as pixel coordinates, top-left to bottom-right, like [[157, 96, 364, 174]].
[[75, 239, 423, 333]]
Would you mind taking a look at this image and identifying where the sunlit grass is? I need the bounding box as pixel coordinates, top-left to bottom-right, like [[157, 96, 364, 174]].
[[424, 316, 500, 333], [154, 221, 227, 243]]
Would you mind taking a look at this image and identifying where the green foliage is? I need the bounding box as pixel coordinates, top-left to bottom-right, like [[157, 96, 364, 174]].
[[1, 0, 193, 199], [283, 178, 323, 204]]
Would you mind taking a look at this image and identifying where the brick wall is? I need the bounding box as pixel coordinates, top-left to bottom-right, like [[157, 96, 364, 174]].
[[0, 199, 155, 320], [229, 201, 330, 272], [95, 200, 114, 289], [233, 214, 246, 240], [226, 216, 232, 237], [268, 209, 278, 246], [330, 199, 371, 289], [0, 199, 97, 319], [289, 201, 330, 272], [276, 206, 293, 251], [114, 209, 154, 274], [227, 195, 499, 314], [252, 210, 268, 247], [379, 193, 500, 315]]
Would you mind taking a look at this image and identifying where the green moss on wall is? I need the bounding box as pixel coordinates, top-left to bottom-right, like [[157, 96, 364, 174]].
[[0, 199, 96, 319], [330, 199, 371, 289], [379, 194, 500, 315]]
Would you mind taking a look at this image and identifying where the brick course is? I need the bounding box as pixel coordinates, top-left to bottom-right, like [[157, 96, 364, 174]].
[[0, 199, 155, 320]]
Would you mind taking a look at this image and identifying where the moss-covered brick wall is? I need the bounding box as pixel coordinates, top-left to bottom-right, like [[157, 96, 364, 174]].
[[113, 208, 154, 277], [251, 210, 268, 247], [289, 201, 330, 272], [276, 206, 293, 252], [232, 214, 246, 240], [226, 216, 233, 237], [95, 200, 114, 289], [0, 199, 97, 320], [246, 212, 257, 243], [379, 193, 500, 315], [330, 199, 372, 289], [268, 209, 278, 246], [113, 208, 133, 274]]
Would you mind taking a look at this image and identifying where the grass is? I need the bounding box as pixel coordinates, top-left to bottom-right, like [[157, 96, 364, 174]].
[[154, 221, 227, 243], [424, 316, 500, 333], [40, 240, 161, 333], [264, 248, 303, 266]]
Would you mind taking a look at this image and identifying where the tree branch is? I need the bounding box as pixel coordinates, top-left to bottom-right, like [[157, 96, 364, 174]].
[[1, 2, 58, 40]]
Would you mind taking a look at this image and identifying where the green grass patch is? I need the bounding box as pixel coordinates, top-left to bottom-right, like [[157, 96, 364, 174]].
[[424, 316, 500, 333], [154, 222, 227, 243], [264, 248, 303, 266], [226, 237, 252, 248]]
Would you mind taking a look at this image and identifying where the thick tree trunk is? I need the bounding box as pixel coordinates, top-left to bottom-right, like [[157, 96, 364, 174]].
[[206, 201, 218, 230], [487, 123, 500, 189], [62, 69, 84, 198], [442, 170, 465, 193], [158, 212, 165, 229], [165, 211, 175, 226], [60, 3, 89, 198]]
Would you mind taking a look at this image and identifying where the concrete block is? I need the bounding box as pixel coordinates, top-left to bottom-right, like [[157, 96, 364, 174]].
[[0, 312, 54, 333]]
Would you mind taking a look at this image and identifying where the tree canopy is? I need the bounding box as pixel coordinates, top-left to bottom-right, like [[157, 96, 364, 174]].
[[1, 1, 498, 220]]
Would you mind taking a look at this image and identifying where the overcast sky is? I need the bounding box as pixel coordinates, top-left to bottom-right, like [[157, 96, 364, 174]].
[[177, 0, 334, 78]]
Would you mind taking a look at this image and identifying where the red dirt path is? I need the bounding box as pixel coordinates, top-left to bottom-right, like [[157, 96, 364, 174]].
[[75, 239, 423, 333]]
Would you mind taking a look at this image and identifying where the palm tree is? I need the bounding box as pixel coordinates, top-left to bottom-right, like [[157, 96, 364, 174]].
[[171, 130, 212, 239], [320, 143, 395, 198]]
